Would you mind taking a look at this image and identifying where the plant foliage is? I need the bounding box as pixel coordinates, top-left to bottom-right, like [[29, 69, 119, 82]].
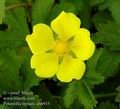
[[0, 0, 120, 108]]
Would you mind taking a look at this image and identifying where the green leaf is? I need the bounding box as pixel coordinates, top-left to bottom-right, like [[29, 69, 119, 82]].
[[47, 0, 75, 24], [79, 0, 92, 29], [57, 1, 75, 13], [92, 11, 113, 29], [85, 48, 104, 86], [0, 105, 12, 109], [93, 22, 120, 50], [64, 80, 97, 109], [85, 70, 104, 87], [109, 0, 120, 24], [90, 0, 112, 10], [32, 82, 59, 109], [98, 0, 112, 10], [19, 48, 40, 90], [32, 0, 54, 25], [61, 0, 83, 13], [0, 0, 29, 48], [6, 0, 20, 4], [86, 49, 103, 71], [0, 31, 25, 48], [5, 0, 29, 36], [90, 0, 105, 6], [96, 48, 120, 79], [0, 49, 22, 92], [0, 0, 6, 24], [96, 101, 117, 109], [115, 85, 120, 102], [31, 105, 42, 109]]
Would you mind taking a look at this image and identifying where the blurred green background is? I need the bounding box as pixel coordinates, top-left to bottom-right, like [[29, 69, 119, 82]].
[[0, 0, 120, 109]]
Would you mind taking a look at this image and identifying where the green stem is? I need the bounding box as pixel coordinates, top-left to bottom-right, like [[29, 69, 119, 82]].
[[53, 92, 117, 100], [95, 92, 117, 99], [5, 2, 31, 10]]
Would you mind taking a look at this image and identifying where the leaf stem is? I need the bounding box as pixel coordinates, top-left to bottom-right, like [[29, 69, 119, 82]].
[[5, 2, 32, 10], [95, 92, 117, 99]]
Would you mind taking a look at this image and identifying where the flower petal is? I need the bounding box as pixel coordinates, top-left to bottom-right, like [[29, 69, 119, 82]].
[[56, 56, 85, 82], [26, 24, 55, 54], [51, 11, 81, 40], [70, 28, 95, 60], [31, 53, 59, 78]]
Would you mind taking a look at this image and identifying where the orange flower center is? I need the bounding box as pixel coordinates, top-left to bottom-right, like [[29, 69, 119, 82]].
[[54, 41, 69, 56]]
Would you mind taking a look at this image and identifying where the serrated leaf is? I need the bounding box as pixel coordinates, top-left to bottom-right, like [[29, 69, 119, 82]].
[[0, 49, 22, 92], [0, 0, 6, 24], [93, 22, 120, 50], [47, 1, 75, 24], [90, 0, 105, 6], [0, 0, 29, 48], [85, 49, 104, 86], [32, 82, 59, 109], [96, 48, 120, 79], [31, 105, 42, 109], [0, 31, 25, 48], [32, 0, 54, 25], [109, 0, 120, 24], [92, 0, 112, 11], [5, 0, 29, 36], [86, 49, 103, 70], [19, 48, 40, 90], [6, 0, 20, 4], [98, 0, 112, 10], [61, 0, 83, 13], [96, 101, 117, 109], [85, 70, 104, 87], [115, 85, 120, 102], [0, 105, 12, 109], [92, 11, 113, 29], [78, 0, 92, 29], [57, 1, 75, 13], [115, 94, 120, 103], [64, 80, 97, 109]]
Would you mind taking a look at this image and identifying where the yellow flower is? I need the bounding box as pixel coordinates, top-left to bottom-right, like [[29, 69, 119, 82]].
[[26, 11, 95, 82]]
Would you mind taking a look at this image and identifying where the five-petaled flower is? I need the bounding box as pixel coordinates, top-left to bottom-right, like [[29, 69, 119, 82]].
[[26, 11, 95, 82]]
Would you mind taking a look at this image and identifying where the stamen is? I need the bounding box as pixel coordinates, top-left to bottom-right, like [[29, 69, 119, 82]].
[[54, 41, 69, 56]]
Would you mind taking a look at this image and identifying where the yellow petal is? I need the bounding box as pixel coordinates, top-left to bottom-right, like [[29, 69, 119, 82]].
[[51, 11, 81, 40], [70, 28, 95, 60], [31, 53, 59, 78], [26, 24, 55, 54], [56, 56, 85, 82]]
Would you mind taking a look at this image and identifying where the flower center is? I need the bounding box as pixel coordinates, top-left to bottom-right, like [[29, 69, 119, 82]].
[[54, 41, 69, 56]]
